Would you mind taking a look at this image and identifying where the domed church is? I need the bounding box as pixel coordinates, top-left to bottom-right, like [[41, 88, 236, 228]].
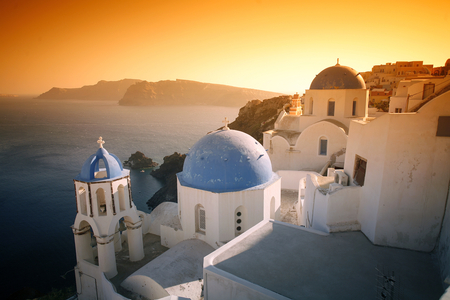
[[159, 124, 281, 249], [263, 60, 369, 172]]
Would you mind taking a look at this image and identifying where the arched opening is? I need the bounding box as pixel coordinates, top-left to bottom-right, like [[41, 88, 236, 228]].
[[319, 136, 328, 156], [79, 187, 87, 216], [327, 99, 335, 116], [96, 188, 107, 216], [118, 184, 126, 212], [235, 206, 247, 237], [195, 204, 206, 234], [94, 159, 107, 179], [309, 97, 314, 115], [114, 218, 127, 253], [270, 197, 276, 220], [75, 220, 97, 265]]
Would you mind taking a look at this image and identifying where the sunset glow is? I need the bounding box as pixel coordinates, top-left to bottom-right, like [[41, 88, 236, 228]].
[[1, 0, 449, 95]]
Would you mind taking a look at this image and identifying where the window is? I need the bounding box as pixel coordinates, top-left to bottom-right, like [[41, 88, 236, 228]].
[[235, 206, 246, 236], [423, 83, 435, 100], [328, 100, 335, 116], [118, 184, 126, 212], [352, 100, 357, 116], [309, 98, 314, 115], [79, 187, 87, 216], [395, 108, 402, 113], [353, 156, 367, 186], [270, 197, 276, 219], [319, 137, 327, 156], [195, 204, 206, 234], [436, 116, 450, 137], [96, 188, 107, 216]]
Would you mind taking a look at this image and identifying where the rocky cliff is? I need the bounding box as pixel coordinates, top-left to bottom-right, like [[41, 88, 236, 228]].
[[119, 79, 283, 107], [147, 152, 186, 210], [123, 151, 159, 170], [146, 96, 292, 210], [228, 95, 292, 143], [36, 79, 142, 100]]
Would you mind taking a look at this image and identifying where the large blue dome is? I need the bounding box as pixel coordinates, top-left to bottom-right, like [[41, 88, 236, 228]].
[[310, 64, 366, 90], [178, 129, 274, 193], [76, 140, 125, 181]]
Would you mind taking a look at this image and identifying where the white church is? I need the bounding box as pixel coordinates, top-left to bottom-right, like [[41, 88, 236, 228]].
[[71, 63, 450, 300]]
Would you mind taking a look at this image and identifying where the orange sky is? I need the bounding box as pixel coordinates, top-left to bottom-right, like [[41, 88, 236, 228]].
[[1, 0, 449, 95]]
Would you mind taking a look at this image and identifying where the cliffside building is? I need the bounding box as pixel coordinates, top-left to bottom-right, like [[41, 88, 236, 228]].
[[361, 60, 434, 91], [263, 61, 368, 172]]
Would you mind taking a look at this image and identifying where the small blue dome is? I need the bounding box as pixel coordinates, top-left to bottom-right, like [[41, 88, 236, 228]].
[[178, 129, 274, 192], [77, 147, 124, 181]]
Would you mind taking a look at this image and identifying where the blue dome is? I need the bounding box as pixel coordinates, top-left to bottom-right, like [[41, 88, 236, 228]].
[[310, 64, 366, 90], [178, 129, 274, 193], [77, 147, 125, 181]]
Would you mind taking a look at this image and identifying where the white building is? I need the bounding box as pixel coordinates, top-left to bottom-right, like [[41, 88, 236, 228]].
[[389, 74, 450, 113], [301, 89, 450, 251], [155, 126, 281, 249], [264, 61, 369, 172], [72, 137, 145, 299]]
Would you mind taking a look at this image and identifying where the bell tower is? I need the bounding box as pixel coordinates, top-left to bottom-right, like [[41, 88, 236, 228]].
[[71, 137, 144, 299]]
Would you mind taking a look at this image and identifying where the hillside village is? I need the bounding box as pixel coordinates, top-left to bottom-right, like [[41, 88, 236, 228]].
[[70, 59, 450, 300]]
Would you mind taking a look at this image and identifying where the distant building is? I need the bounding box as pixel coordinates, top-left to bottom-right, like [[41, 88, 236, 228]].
[[362, 61, 434, 91], [370, 88, 393, 105], [389, 73, 450, 113], [433, 59, 450, 76]]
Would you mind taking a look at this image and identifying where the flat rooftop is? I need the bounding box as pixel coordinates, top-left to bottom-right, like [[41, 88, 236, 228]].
[[208, 221, 443, 300]]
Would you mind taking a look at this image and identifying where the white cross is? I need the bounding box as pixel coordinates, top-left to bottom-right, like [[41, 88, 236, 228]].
[[222, 117, 230, 130], [97, 136, 105, 148]]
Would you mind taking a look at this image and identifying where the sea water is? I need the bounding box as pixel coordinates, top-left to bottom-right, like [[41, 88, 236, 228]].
[[0, 97, 239, 297]]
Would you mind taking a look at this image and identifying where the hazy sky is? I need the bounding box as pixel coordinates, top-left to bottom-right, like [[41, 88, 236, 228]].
[[1, 0, 449, 95]]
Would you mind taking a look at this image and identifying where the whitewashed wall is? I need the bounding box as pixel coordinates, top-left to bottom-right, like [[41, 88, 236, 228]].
[[345, 91, 450, 251]]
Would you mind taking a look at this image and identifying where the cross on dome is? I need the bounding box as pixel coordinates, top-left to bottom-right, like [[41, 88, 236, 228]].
[[222, 117, 230, 130], [97, 136, 105, 148]]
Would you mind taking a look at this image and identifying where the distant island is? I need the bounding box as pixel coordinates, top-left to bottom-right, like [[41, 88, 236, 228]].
[[37, 78, 283, 107], [119, 79, 283, 107], [36, 79, 142, 101], [123, 151, 159, 170], [0, 94, 18, 98]]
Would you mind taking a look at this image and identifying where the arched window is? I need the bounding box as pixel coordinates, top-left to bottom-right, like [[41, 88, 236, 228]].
[[235, 206, 247, 237], [327, 100, 335, 116], [319, 136, 328, 156], [118, 185, 126, 212], [96, 188, 107, 216], [79, 187, 87, 216], [195, 204, 206, 234]]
